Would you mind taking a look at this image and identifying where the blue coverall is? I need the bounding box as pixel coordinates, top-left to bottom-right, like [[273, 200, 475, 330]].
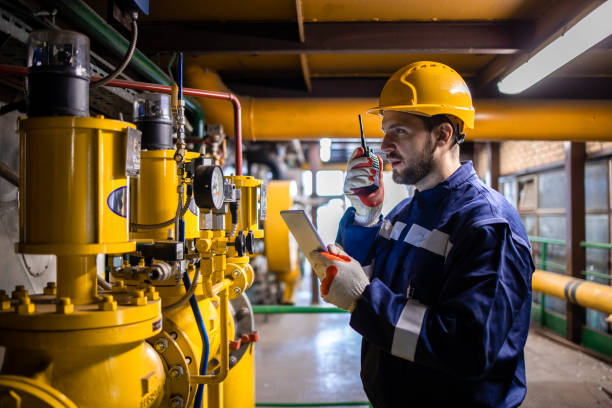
[[336, 161, 534, 408]]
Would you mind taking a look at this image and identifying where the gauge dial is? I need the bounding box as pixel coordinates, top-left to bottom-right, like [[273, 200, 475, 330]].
[[194, 165, 225, 210]]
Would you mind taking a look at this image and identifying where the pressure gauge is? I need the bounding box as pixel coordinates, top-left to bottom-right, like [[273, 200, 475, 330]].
[[194, 165, 225, 210]]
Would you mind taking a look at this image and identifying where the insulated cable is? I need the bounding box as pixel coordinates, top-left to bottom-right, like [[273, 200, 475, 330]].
[[91, 13, 138, 89], [162, 267, 201, 313]]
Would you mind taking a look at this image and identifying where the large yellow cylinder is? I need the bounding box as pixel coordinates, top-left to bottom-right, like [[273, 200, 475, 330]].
[[0, 338, 165, 408], [131, 150, 200, 241], [17, 116, 135, 255], [0, 292, 165, 407]]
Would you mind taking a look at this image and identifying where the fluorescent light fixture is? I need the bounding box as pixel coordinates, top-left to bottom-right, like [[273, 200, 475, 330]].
[[498, 0, 612, 94]]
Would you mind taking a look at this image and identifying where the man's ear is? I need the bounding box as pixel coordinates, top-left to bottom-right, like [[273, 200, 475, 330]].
[[435, 122, 454, 146]]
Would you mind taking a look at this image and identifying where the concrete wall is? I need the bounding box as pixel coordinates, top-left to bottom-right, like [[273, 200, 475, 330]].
[[0, 106, 57, 295]]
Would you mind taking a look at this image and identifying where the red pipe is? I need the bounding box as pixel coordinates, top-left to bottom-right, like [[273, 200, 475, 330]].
[[0, 65, 243, 175]]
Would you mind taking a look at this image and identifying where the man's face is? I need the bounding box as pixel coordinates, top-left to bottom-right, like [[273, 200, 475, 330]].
[[380, 110, 436, 185]]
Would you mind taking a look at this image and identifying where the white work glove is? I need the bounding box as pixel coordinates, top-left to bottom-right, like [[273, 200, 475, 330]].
[[344, 147, 384, 226], [310, 244, 369, 312]]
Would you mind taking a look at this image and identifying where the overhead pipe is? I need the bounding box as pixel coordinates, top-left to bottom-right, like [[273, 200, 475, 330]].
[[48, 0, 205, 136], [532, 270, 612, 315], [185, 65, 612, 142], [0, 65, 243, 176]]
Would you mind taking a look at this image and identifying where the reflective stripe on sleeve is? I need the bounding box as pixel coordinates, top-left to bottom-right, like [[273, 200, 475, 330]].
[[379, 219, 393, 239], [389, 221, 407, 240], [404, 224, 453, 258], [391, 300, 428, 361]]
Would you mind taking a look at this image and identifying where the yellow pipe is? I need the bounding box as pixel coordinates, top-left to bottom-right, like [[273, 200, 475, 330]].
[[185, 65, 612, 142], [532, 270, 612, 315], [56, 255, 98, 305], [190, 286, 230, 385]]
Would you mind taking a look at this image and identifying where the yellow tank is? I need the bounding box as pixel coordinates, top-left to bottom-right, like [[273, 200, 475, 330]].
[[263, 181, 299, 303], [131, 150, 200, 241]]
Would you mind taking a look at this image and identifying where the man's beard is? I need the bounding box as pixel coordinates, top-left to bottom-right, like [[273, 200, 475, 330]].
[[391, 134, 435, 185]]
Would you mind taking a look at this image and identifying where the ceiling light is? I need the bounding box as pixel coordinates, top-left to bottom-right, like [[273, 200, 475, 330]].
[[498, 0, 612, 94]]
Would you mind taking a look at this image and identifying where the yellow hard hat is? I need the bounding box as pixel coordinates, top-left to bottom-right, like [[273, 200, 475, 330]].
[[367, 61, 475, 129]]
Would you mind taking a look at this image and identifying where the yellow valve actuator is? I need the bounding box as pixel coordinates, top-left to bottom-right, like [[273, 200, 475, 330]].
[[17, 116, 136, 255]]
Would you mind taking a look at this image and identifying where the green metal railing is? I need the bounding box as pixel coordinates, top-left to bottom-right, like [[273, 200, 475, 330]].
[[528, 235, 612, 355], [528, 235, 612, 280]]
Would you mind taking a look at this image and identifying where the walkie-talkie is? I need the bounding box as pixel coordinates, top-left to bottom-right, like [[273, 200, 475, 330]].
[[353, 114, 381, 195]]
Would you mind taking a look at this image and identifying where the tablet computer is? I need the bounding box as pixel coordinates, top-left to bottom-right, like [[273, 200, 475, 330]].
[[280, 209, 327, 270]]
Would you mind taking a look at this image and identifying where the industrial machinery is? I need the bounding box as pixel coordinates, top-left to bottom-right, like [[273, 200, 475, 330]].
[[0, 29, 263, 408]]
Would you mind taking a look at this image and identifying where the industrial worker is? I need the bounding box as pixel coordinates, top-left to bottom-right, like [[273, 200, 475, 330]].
[[310, 61, 534, 407]]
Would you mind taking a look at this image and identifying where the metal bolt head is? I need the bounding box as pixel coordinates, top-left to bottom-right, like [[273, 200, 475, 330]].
[[11, 287, 27, 299], [0, 299, 11, 311], [146, 286, 159, 301], [99, 295, 117, 311], [16, 297, 35, 315], [169, 365, 184, 378], [154, 338, 168, 353], [233, 287, 242, 295], [229, 355, 238, 368], [43, 282, 57, 296], [232, 269, 240, 278], [112, 280, 126, 292], [56, 297, 74, 314], [131, 290, 147, 306], [168, 395, 184, 408]]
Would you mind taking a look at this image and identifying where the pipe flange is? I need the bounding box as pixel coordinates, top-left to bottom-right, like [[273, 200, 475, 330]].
[[147, 331, 190, 407]]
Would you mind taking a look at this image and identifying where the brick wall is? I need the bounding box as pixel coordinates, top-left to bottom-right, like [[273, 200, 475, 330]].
[[500, 141, 565, 175], [586, 142, 612, 155], [500, 141, 612, 176]]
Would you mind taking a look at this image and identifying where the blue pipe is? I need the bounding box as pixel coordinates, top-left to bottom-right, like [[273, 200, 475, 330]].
[[183, 271, 209, 408]]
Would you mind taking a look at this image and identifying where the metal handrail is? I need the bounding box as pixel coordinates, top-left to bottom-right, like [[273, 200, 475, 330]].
[[528, 235, 612, 250]]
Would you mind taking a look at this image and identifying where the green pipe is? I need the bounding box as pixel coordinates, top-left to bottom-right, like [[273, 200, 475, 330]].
[[540, 242, 547, 323], [256, 404, 370, 407], [528, 236, 566, 246], [582, 270, 612, 280], [252, 305, 348, 314], [50, 0, 205, 136], [580, 241, 612, 250]]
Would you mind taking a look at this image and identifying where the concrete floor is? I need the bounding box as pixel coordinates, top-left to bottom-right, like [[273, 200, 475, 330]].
[[254, 271, 612, 407]]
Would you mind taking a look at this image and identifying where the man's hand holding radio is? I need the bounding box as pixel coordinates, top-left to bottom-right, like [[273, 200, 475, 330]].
[[344, 147, 384, 226]]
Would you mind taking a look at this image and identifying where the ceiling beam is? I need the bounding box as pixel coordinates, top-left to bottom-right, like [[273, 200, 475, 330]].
[[475, 0, 606, 91], [138, 21, 529, 55]]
